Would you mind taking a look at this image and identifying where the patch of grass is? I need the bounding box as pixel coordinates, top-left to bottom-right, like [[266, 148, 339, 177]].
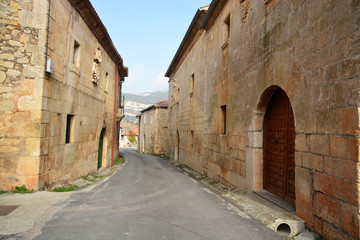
[[208, 181, 217, 185], [177, 164, 186, 169], [82, 176, 96, 182], [197, 176, 208, 181], [51, 185, 79, 192], [91, 174, 107, 179], [143, 152, 169, 160], [113, 155, 124, 165], [12, 185, 33, 194], [150, 153, 169, 159], [0, 190, 8, 194]]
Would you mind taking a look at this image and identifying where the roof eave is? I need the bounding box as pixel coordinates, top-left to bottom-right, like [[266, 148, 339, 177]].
[[70, 0, 127, 77], [199, 0, 228, 30], [165, 8, 206, 78]]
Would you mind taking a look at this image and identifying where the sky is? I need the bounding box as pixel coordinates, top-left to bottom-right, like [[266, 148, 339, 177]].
[[89, 0, 210, 94]]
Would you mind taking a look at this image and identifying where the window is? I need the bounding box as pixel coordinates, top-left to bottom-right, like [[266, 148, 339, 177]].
[[191, 73, 195, 92], [66, 114, 75, 144], [191, 130, 194, 148], [105, 72, 109, 93], [225, 15, 230, 40], [72, 40, 80, 65], [221, 105, 227, 134]]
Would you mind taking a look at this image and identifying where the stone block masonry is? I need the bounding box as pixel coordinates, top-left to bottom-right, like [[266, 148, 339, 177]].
[[0, 0, 46, 190], [0, 0, 126, 191], [166, 1, 360, 239], [138, 101, 168, 155]]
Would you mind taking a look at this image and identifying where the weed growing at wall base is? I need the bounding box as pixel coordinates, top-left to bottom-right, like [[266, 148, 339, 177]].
[[82, 176, 96, 182], [113, 154, 124, 165], [12, 185, 34, 194], [145, 152, 169, 160], [51, 185, 79, 192]]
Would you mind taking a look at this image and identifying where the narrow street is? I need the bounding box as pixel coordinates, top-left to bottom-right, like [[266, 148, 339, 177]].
[[32, 149, 283, 240]]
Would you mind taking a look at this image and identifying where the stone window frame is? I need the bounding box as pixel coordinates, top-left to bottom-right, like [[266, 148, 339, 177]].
[[104, 72, 109, 93], [222, 14, 231, 49], [177, 88, 181, 105], [65, 114, 75, 144], [190, 130, 194, 148], [72, 39, 81, 67], [190, 73, 195, 93], [220, 105, 227, 135]]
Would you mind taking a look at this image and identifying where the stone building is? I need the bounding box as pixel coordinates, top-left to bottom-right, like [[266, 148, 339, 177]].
[[138, 100, 168, 155], [166, 1, 359, 239], [0, 0, 127, 190]]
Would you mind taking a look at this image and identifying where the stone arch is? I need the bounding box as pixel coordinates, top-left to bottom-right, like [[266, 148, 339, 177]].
[[246, 52, 316, 195], [98, 128, 108, 169], [96, 117, 109, 169]]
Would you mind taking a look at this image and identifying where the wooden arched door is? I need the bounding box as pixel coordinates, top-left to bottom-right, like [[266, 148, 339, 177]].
[[264, 89, 295, 204]]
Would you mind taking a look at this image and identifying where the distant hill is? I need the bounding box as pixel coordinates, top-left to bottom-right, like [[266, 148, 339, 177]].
[[123, 91, 168, 123], [120, 121, 138, 130]]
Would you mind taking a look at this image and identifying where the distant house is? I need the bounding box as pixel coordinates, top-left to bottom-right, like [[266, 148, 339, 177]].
[[0, 0, 127, 190], [120, 128, 139, 148], [138, 100, 168, 155]]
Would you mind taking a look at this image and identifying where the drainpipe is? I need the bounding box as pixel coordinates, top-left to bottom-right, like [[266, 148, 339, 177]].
[[45, 0, 51, 72], [111, 65, 119, 166]]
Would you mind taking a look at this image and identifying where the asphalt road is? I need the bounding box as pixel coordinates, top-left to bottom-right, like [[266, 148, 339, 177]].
[[33, 148, 283, 240]]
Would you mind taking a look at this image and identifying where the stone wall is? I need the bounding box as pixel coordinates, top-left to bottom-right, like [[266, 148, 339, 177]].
[[0, 0, 123, 190], [167, 0, 359, 239], [154, 107, 168, 155], [0, 0, 48, 190]]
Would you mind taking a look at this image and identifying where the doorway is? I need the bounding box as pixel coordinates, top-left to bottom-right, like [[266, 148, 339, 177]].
[[175, 130, 179, 161], [263, 89, 295, 204], [98, 128, 107, 169]]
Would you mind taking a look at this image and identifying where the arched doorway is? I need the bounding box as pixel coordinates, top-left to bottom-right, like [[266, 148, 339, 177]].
[[175, 130, 179, 162], [98, 128, 107, 169], [263, 88, 295, 204]]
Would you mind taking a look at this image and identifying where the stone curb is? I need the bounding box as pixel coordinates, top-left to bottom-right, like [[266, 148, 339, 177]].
[[0, 159, 126, 238], [163, 158, 319, 240]]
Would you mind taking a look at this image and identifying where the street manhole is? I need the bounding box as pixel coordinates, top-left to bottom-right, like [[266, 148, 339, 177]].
[[0, 205, 19, 216]]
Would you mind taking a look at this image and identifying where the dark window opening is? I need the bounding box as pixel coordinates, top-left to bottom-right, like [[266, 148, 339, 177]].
[[73, 40, 80, 64], [191, 73, 195, 92], [221, 105, 227, 134], [66, 114, 74, 144], [191, 130, 194, 147], [225, 15, 230, 40], [105, 72, 109, 93]]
